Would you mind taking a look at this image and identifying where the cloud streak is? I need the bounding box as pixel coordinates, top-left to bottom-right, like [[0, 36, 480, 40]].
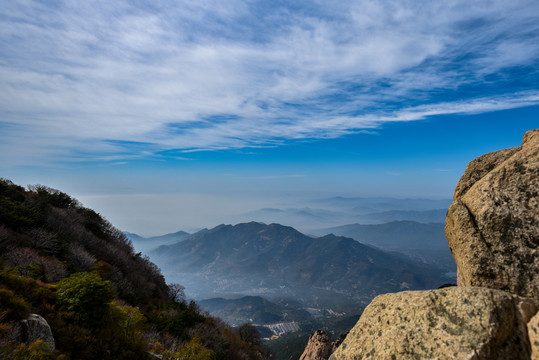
[[1, 0, 538, 166]]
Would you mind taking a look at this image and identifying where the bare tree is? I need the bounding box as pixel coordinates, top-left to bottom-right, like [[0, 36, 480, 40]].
[[167, 283, 186, 303]]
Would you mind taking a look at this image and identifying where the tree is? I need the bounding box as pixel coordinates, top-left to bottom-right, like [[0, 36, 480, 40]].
[[56, 272, 112, 324], [107, 301, 146, 340], [238, 323, 261, 347], [167, 283, 186, 303], [28, 184, 80, 209], [176, 336, 212, 360]]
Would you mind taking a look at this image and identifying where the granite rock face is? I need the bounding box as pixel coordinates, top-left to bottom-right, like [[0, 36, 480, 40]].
[[445, 129, 539, 300], [330, 287, 536, 360], [300, 330, 337, 360]]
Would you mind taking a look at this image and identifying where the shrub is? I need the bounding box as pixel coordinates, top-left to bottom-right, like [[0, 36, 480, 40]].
[[0, 270, 56, 312], [3, 247, 67, 282], [0, 288, 30, 322], [108, 301, 146, 341], [56, 272, 112, 324], [0, 340, 66, 360]]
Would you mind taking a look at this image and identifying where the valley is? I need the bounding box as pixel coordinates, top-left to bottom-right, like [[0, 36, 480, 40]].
[[123, 196, 457, 359], [125, 200, 456, 355]]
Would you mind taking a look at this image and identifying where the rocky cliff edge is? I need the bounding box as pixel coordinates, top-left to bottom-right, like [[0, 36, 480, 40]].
[[308, 129, 539, 360]]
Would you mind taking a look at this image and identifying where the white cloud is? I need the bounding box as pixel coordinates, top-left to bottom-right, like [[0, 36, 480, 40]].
[[1, 0, 538, 166]]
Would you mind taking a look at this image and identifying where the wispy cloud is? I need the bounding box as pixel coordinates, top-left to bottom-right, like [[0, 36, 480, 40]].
[[1, 0, 538, 166]]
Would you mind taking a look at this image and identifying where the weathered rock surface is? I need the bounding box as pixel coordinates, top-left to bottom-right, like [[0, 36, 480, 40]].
[[529, 312, 539, 360], [330, 287, 536, 360], [7, 314, 55, 350], [445, 129, 539, 300], [300, 330, 337, 360]]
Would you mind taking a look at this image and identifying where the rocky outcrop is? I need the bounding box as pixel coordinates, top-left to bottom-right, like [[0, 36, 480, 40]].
[[300, 330, 337, 360], [7, 314, 55, 350], [331, 287, 536, 360], [323, 129, 539, 360], [445, 129, 538, 300]]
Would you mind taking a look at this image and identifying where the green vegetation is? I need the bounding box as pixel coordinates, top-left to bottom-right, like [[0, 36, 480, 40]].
[[56, 272, 112, 324], [0, 178, 270, 359]]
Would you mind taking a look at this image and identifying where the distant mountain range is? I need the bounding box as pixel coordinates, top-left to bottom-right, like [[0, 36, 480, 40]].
[[354, 209, 448, 224], [239, 207, 448, 232], [125, 229, 191, 252], [150, 222, 451, 310], [313, 197, 452, 212], [233, 197, 451, 232], [315, 221, 455, 272]]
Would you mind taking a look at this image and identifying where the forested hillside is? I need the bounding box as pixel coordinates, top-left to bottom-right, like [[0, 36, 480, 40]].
[[0, 178, 269, 359]]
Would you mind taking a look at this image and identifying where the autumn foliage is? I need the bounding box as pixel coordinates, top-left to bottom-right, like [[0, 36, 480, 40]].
[[0, 178, 270, 359]]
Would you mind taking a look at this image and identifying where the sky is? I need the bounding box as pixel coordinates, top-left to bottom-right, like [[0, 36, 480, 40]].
[[1, 0, 538, 236]]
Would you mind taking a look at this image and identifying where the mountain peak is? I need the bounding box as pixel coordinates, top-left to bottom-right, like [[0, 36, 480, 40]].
[[152, 221, 448, 304]]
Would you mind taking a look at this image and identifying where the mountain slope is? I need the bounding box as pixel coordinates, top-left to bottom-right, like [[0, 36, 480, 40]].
[[151, 222, 449, 307], [316, 221, 455, 272], [0, 179, 269, 360]]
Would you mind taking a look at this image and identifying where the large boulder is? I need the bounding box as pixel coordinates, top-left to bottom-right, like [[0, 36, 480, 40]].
[[330, 287, 536, 360], [22, 314, 55, 349], [7, 313, 55, 350], [445, 129, 539, 300]]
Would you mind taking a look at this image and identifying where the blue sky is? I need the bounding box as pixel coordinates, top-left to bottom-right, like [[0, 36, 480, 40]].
[[1, 0, 538, 235]]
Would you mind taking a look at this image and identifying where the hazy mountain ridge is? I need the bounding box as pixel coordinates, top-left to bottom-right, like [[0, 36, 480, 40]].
[[313, 197, 451, 211], [354, 209, 447, 223], [125, 229, 191, 252], [151, 222, 450, 308], [235, 198, 450, 232], [316, 221, 456, 272]]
